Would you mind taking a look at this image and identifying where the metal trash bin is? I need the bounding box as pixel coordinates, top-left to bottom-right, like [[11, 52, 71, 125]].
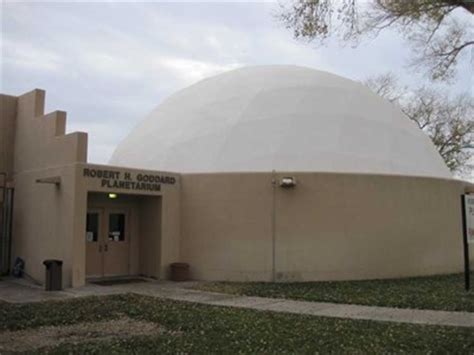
[[43, 259, 63, 291], [170, 262, 190, 281]]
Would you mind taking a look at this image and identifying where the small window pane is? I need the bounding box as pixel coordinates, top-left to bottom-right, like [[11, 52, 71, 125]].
[[108, 213, 125, 242], [86, 213, 99, 242]]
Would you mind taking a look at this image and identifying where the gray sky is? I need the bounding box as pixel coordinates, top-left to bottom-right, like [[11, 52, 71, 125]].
[[1, 1, 472, 169]]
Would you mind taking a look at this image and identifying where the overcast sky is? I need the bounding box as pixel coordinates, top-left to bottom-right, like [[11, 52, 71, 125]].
[[1, 1, 472, 172]]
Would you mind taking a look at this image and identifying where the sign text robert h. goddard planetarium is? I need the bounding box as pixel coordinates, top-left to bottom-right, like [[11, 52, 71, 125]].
[[83, 168, 176, 192]]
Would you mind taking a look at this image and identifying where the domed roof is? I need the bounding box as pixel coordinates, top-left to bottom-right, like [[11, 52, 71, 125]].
[[110, 65, 451, 178]]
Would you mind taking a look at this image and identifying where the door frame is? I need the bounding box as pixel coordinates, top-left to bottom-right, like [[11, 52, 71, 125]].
[[85, 206, 131, 279]]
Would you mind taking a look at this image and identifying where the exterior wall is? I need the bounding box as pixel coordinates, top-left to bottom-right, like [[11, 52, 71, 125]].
[[13, 165, 79, 286], [274, 173, 470, 281], [8, 89, 87, 287], [181, 172, 473, 282], [139, 197, 162, 277], [0, 94, 17, 181], [180, 173, 274, 281]]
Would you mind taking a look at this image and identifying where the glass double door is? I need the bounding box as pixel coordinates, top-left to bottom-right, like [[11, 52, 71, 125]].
[[86, 208, 130, 278]]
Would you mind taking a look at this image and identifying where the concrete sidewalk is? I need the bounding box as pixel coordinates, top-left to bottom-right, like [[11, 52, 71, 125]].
[[1, 278, 473, 328]]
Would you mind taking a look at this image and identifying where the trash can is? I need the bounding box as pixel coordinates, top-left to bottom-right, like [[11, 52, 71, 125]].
[[170, 262, 190, 281], [43, 259, 63, 291]]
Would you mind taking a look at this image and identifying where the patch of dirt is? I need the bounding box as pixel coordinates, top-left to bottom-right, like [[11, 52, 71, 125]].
[[0, 317, 173, 352]]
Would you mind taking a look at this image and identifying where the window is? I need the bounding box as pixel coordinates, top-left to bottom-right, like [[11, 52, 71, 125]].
[[86, 213, 99, 242], [108, 213, 125, 241]]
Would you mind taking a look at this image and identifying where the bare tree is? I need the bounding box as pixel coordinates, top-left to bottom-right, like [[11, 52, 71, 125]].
[[280, 0, 474, 81], [364, 74, 474, 174]]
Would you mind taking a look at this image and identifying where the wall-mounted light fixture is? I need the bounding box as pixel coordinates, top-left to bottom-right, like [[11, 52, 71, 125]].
[[108, 193, 118, 199], [279, 176, 296, 188]]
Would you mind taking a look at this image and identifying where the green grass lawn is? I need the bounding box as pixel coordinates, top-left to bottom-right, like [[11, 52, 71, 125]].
[[195, 273, 474, 312], [0, 294, 473, 353]]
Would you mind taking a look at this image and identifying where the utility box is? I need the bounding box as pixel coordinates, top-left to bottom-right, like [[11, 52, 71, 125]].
[[170, 262, 190, 282], [43, 259, 63, 291]]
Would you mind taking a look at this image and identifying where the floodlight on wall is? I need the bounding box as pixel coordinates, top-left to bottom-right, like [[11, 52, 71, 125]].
[[108, 193, 118, 199], [279, 176, 296, 188]]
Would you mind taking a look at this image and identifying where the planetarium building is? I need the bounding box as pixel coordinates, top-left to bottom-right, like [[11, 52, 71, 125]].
[[0, 66, 472, 288]]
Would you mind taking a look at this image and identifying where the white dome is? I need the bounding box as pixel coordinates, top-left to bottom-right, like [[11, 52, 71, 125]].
[[110, 65, 451, 178]]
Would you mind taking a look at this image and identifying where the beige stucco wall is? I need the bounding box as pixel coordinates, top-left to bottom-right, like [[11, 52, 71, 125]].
[[138, 196, 162, 277], [0, 94, 18, 181], [180, 173, 274, 281], [181, 172, 473, 282], [7, 89, 87, 287], [13, 165, 79, 286]]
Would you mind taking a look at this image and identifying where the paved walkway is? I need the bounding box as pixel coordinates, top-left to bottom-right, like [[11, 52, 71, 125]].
[[1, 278, 473, 328]]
